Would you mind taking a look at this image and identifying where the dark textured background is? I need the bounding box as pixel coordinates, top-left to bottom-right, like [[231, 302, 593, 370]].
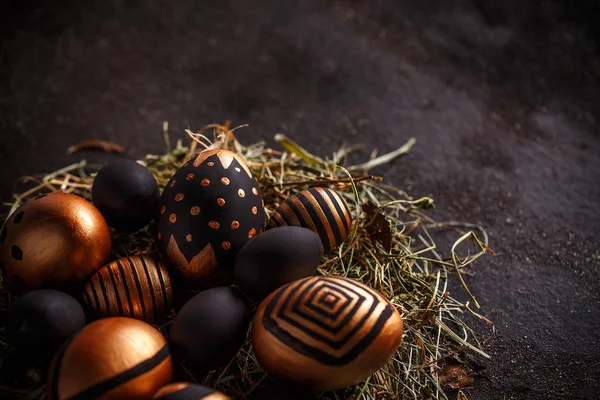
[[1, 1, 599, 399]]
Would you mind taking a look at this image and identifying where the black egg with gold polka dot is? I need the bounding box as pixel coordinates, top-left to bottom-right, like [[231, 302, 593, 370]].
[[156, 149, 265, 289]]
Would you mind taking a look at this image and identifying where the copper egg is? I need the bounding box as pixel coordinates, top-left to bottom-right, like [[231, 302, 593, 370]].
[[47, 317, 173, 400], [252, 276, 404, 391], [82, 256, 174, 324], [266, 187, 352, 254], [0, 192, 111, 294], [153, 383, 230, 399], [156, 149, 265, 289]]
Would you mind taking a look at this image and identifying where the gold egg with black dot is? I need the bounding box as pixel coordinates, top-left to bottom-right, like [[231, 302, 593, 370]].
[[0, 192, 111, 295], [156, 149, 265, 289], [267, 187, 353, 254]]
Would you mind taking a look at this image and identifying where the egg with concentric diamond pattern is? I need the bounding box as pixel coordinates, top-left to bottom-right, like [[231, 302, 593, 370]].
[[252, 276, 404, 391]]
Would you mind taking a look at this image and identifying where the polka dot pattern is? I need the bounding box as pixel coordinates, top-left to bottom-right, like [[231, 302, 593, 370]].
[[13, 211, 24, 223], [11, 245, 23, 261], [156, 150, 265, 287]]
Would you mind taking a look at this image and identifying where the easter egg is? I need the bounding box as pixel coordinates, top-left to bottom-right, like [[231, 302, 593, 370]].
[[266, 187, 352, 254], [251, 276, 404, 391], [92, 159, 160, 232], [156, 149, 265, 288], [5, 290, 86, 361], [234, 226, 323, 301], [0, 192, 111, 295], [81, 256, 174, 323], [153, 383, 230, 400], [47, 317, 173, 400], [169, 286, 251, 373]]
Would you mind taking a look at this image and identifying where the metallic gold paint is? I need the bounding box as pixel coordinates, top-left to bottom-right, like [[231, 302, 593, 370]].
[[0, 192, 111, 294], [252, 276, 404, 391], [47, 317, 173, 400]]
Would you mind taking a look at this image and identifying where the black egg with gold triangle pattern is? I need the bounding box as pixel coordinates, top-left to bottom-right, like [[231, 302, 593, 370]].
[[156, 149, 265, 289]]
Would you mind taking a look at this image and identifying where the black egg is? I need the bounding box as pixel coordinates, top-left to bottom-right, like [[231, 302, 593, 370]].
[[5, 289, 86, 360], [156, 149, 265, 290], [169, 286, 251, 373], [92, 159, 160, 232], [234, 226, 323, 301]]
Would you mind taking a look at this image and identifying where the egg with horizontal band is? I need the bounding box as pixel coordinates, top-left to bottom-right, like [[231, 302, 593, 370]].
[[6, 290, 86, 362], [156, 149, 265, 288], [252, 276, 404, 391], [153, 383, 230, 400], [47, 317, 173, 400], [169, 286, 251, 373], [92, 159, 160, 232], [266, 187, 352, 254], [234, 226, 323, 301], [81, 256, 174, 324], [0, 192, 111, 295]]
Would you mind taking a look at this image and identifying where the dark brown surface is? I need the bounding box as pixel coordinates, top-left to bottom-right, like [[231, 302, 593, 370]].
[[1, 0, 599, 399]]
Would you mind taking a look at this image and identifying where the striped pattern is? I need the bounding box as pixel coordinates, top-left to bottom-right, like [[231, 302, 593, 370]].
[[267, 187, 352, 253], [82, 256, 173, 323], [47, 317, 173, 400]]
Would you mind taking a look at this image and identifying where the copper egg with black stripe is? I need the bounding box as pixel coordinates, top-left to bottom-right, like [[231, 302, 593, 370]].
[[251, 276, 404, 391], [81, 256, 174, 324], [153, 382, 231, 400], [156, 149, 265, 288], [266, 187, 353, 254], [47, 317, 173, 400]]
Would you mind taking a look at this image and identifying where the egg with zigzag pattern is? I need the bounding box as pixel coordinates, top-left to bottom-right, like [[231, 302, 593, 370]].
[[156, 149, 265, 289]]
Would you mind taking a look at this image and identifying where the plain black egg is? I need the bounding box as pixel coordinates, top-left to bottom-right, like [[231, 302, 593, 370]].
[[5, 289, 86, 360], [234, 226, 323, 301], [247, 379, 319, 400], [169, 286, 251, 373], [92, 159, 160, 232]]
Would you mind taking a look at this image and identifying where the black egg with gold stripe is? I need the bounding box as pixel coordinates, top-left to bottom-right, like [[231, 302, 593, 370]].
[[47, 317, 173, 400], [266, 187, 353, 254], [81, 256, 174, 324], [153, 383, 231, 400]]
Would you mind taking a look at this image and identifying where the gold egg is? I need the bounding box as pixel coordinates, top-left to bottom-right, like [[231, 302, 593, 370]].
[[82, 256, 174, 324], [153, 383, 230, 399], [47, 317, 173, 400], [266, 187, 352, 254], [0, 192, 111, 294], [252, 276, 404, 391]]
